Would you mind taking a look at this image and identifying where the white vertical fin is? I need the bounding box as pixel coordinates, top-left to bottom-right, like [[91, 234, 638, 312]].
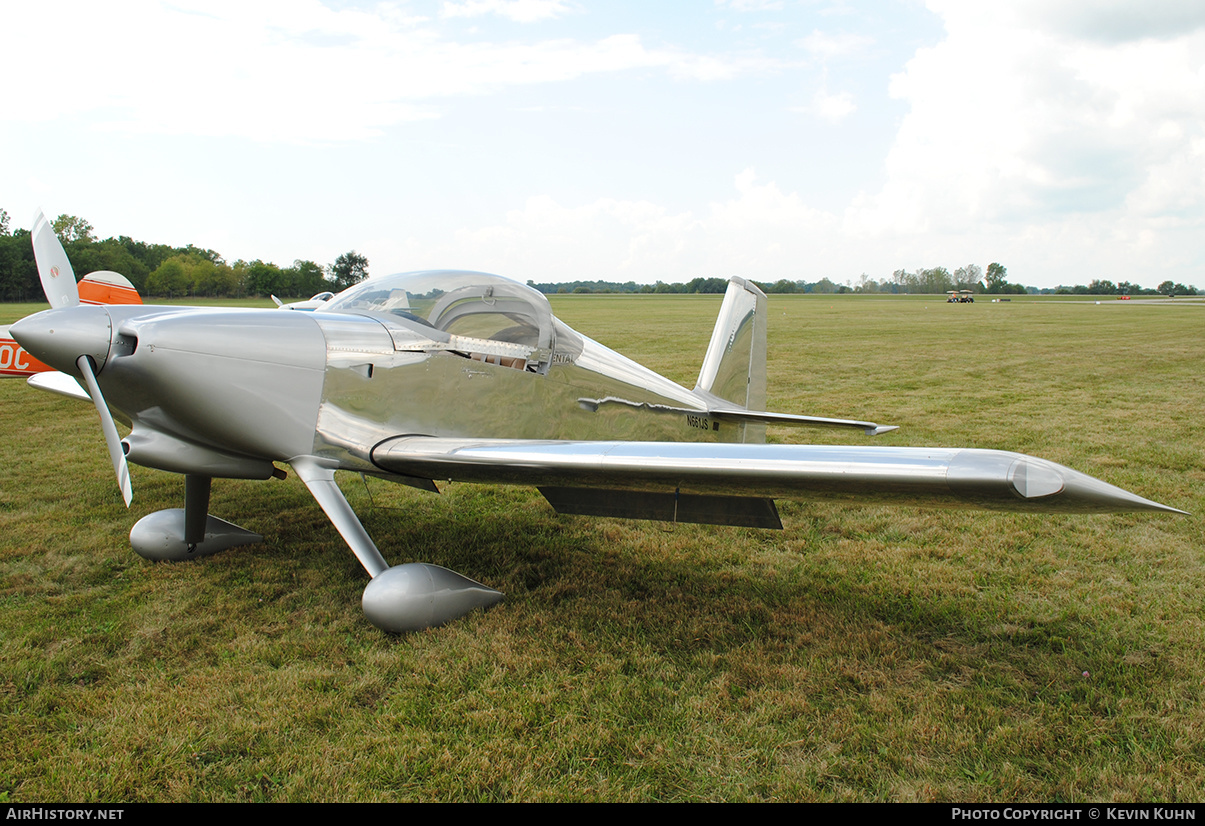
[[694, 277, 767, 442]]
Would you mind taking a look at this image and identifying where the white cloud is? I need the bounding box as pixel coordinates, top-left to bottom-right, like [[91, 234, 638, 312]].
[[9, 0, 1200, 290], [789, 29, 870, 125], [808, 88, 856, 122], [380, 170, 840, 283], [717, 0, 786, 11], [848, 0, 1205, 244], [1006, 0, 1205, 43], [440, 0, 575, 24], [797, 29, 874, 61], [0, 0, 785, 142]]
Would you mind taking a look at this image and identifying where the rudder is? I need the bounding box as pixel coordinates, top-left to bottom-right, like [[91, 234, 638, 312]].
[[694, 276, 767, 441]]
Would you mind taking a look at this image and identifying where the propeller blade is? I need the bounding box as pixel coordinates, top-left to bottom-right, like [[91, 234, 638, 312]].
[[76, 355, 132, 507], [31, 209, 79, 309]]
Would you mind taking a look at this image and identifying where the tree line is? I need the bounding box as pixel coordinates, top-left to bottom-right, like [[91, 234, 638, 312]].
[[529, 266, 1007, 295], [0, 209, 368, 301], [0, 209, 1195, 300], [530, 262, 1197, 296]]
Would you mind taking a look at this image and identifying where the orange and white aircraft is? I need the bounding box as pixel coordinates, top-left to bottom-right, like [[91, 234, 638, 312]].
[[0, 271, 142, 378]]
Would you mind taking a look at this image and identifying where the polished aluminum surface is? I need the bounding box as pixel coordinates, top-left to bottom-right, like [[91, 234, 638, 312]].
[[696, 276, 767, 421], [9, 249, 1186, 632], [362, 563, 504, 634], [130, 509, 262, 562], [371, 438, 1181, 514]]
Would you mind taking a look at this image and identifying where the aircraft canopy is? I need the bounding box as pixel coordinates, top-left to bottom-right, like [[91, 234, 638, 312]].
[[325, 270, 556, 351]]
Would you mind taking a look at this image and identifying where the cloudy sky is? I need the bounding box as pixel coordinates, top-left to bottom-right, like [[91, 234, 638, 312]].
[[3, 0, 1203, 289]]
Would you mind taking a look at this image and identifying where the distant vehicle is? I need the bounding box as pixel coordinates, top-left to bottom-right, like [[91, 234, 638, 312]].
[[1118, 295, 1131, 300], [946, 290, 975, 303], [271, 291, 336, 311]]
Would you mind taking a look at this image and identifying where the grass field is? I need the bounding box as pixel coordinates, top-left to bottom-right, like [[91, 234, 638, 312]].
[[0, 293, 1201, 802]]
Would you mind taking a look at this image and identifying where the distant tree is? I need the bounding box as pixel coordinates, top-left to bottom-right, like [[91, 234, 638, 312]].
[[328, 250, 368, 291], [145, 258, 190, 298], [953, 264, 983, 291], [763, 278, 800, 294], [144, 253, 236, 297], [243, 260, 285, 297], [178, 244, 223, 264], [70, 239, 151, 291], [1156, 281, 1198, 296], [855, 273, 880, 293], [0, 209, 9, 236], [984, 262, 1025, 294], [287, 259, 327, 297], [115, 236, 177, 274], [984, 262, 1008, 292], [190, 257, 237, 296], [52, 214, 94, 244], [685, 277, 728, 294], [0, 230, 37, 301], [916, 267, 953, 293]]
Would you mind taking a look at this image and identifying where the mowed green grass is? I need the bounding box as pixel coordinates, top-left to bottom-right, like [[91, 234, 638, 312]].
[[0, 294, 1201, 802]]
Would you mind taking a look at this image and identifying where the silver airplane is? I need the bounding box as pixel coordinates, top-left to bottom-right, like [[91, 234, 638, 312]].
[[10, 210, 1185, 633]]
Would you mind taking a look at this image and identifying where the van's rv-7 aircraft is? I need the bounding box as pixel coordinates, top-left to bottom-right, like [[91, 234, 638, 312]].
[[10, 210, 1185, 632]]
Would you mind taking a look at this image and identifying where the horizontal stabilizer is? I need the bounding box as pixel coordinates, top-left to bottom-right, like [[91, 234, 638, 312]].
[[708, 408, 898, 436], [578, 396, 895, 435]]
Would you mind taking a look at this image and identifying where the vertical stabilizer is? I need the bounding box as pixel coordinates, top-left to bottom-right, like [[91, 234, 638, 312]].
[[695, 277, 767, 442]]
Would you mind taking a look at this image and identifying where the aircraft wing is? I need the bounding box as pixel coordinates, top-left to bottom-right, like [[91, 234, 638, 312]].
[[370, 436, 1184, 528]]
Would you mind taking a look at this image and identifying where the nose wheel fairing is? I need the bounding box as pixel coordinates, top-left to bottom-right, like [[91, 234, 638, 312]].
[[130, 475, 263, 561], [130, 509, 263, 562]]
